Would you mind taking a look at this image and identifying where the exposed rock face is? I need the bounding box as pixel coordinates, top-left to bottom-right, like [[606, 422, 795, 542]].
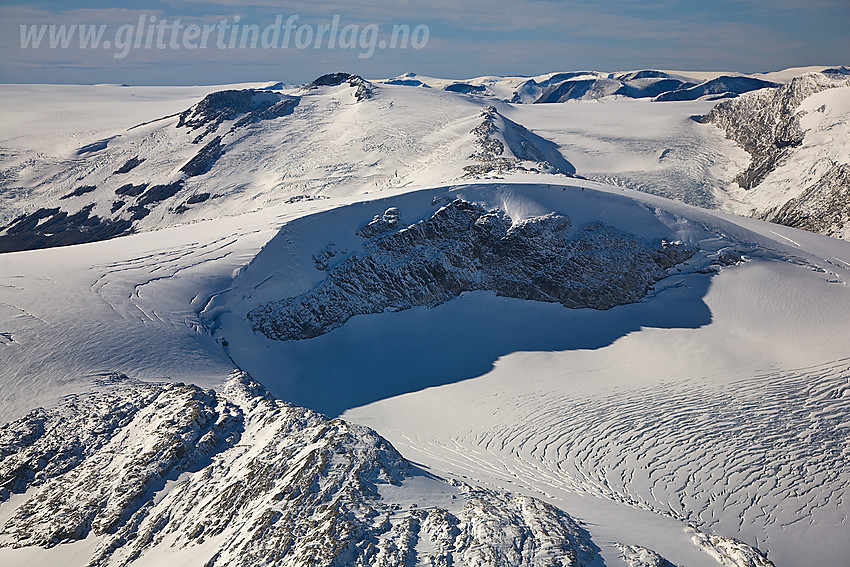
[[702, 72, 849, 190], [444, 82, 487, 94], [59, 185, 97, 200], [356, 206, 402, 238], [180, 136, 224, 177], [177, 89, 300, 142], [464, 106, 577, 176], [614, 543, 680, 567], [1, 382, 234, 548], [115, 183, 148, 197], [690, 529, 775, 567], [138, 180, 184, 206], [0, 379, 162, 504], [248, 199, 694, 341], [702, 72, 850, 240], [0, 372, 600, 567], [385, 78, 429, 87], [304, 73, 373, 101], [763, 161, 850, 240], [113, 157, 144, 174], [0, 205, 133, 253]]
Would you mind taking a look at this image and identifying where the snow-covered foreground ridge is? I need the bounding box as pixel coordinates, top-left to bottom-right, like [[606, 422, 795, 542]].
[[0, 369, 786, 567], [0, 371, 605, 567]]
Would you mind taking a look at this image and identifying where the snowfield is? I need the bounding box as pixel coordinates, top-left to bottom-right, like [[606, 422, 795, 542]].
[[0, 69, 849, 567]]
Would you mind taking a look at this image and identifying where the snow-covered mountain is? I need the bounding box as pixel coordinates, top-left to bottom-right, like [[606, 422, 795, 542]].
[[382, 70, 779, 104], [0, 74, 575, 253], [1, 68, 849, 567]]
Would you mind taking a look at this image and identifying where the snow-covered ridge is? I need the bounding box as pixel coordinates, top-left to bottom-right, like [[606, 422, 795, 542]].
[[176, 88, 300, 144], [1, 65, 848, 254], [464, 106, 576, 176], [0, 372, 602, 567]]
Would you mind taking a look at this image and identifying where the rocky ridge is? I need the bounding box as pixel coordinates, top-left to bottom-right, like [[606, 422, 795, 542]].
[[702, 72, 848, 190], [703, 71, 850, 239], [464, 106, 577, 177], [0, 372, 600, 567], [248, 198, 694, 341]]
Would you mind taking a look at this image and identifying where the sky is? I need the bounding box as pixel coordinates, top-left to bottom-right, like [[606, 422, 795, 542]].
[[0, 0, 848, 84]]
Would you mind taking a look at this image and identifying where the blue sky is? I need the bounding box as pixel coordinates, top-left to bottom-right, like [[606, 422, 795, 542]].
[[1, 0, 848, 84]]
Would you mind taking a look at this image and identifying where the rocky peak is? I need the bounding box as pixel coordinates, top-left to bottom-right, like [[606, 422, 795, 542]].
[[177, 89, 299, 142], [702, 72, 850, 190]]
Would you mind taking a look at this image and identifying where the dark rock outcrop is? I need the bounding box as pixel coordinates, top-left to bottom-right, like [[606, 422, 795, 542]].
[[115, 183, 148, 197], [177, 89, 300, 141], [180, 136, 224, 177], [304, 73, 373, 101], [249, 199, 693, 340], [113, 156, 145, 174], [59, 185, 97, 200], [445, 83, 487, 94], [186, 192, 211, 204], [0, 205, 133, 253], [138, 180, 184, 206], [385, 78, 429, 87]]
